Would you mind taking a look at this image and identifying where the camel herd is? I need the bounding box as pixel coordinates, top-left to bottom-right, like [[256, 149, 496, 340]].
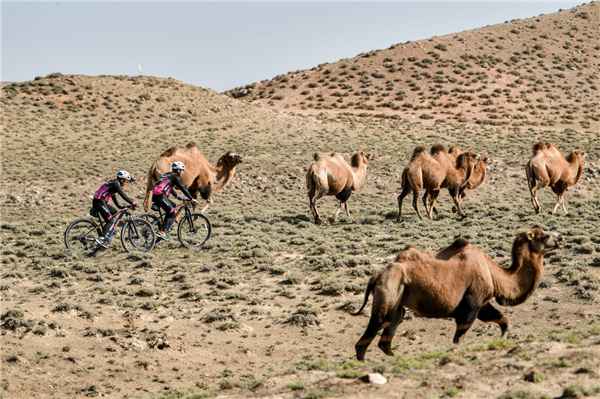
[[141, 141, 583, 360], [305, 142, 584, 224]]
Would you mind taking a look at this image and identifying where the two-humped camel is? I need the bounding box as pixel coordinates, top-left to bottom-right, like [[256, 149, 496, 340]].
[[352, 226, 560, 361], [525, 142, 585, 214], [306, 151, 369, 224], [397, 145, 479, 220], [144, 142, 242, 212]]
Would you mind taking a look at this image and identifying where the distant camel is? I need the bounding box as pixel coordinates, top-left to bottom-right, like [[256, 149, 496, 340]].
[[525, 142, 585, 214], [352, 226, 560, 361], [144, 143, 242, 212], [306, 151, 369, 224], [436, 146, 489, 214], [397, 145, 478, 220]]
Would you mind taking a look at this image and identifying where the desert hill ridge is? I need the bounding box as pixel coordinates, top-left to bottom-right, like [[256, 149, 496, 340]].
[[225, 2, 599, 129]]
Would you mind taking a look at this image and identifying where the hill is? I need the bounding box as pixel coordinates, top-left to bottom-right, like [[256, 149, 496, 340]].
[[1, 66, 599, 399], [225, 2, 600, 129]]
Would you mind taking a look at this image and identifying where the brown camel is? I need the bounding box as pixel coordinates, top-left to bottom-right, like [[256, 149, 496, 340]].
[[525, 142, 585, 214], [306, 151, 369, 224], [433, 146, 489, 214], [396, 145, 477, 220], [143, 142, 242, 212], [352, 226, 560, 361]]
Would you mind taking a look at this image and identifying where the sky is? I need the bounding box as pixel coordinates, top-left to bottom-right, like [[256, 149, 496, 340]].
[[1, 1, 584, 92]]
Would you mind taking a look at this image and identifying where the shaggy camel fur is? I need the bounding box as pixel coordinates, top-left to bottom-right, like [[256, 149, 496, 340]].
[[306, 151, 368, 224], [525, 142, 585, 214], [144, 142, 242, 212], [397, 146, 477, 220], [353, 226, 560, 361]]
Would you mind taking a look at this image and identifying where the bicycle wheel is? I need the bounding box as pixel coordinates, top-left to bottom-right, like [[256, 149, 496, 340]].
[[140, 213, 161, 232], [64, 218, 102, 256], [177, 213, 211, 250], [120, 218, 155, 253]]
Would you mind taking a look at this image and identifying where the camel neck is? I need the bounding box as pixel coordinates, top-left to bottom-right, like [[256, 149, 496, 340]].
[[491, 239, 544, 306], [213, 164, 236, 191], [351, 162, 368, 191]]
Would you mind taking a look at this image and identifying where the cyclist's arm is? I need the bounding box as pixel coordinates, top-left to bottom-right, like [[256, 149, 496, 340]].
[[173, 175, 194, 201], [114, 181, 135, 207]]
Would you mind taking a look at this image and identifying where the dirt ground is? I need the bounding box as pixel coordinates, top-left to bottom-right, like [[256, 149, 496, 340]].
[[1, 75, 600, 399]]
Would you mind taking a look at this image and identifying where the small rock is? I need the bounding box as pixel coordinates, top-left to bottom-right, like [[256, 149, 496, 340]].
[[360, 373, 387, 385]]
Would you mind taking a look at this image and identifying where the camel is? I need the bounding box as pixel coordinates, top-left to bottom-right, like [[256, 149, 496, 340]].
[[352, 226, 560, 361], [306, 151, 369, 224], [143, 142, 242, 212], [434, 146, 489, 214], [396, 145, 478, 220], [525, 142, 585, 214]]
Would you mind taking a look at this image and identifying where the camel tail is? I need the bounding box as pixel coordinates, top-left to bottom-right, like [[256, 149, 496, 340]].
[[352, 276, 377, 315], [144, 160, 159, 211], [306, 165, 319, 199]]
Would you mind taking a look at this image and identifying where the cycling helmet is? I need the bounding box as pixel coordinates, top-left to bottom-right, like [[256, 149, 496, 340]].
[[171, 161, 185, 172], [116, 170, 134, 181]]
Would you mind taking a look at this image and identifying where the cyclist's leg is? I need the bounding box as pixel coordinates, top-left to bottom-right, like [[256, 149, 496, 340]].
[[104, 204, 118, 241], [159, 196, 177, 234]]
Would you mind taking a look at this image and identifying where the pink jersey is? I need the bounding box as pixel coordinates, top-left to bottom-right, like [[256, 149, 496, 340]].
[[94, 182, 112, 201]]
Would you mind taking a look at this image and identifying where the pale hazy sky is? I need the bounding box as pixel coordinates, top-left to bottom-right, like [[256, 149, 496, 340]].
[[1, 1, 583, 91]]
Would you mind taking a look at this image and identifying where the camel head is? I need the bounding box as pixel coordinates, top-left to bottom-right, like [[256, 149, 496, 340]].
[[525, 226, 561, 253], [456, 152, 478, 189], [351, 151, 369, 168], [218, 152, 243, 169], [567, 150, 585, 164], [465, 155, 489, 189]]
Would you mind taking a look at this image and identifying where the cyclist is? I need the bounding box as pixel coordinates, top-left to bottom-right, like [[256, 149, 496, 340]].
[[151, 161, 197, 240], [92, 170, 137, 248]]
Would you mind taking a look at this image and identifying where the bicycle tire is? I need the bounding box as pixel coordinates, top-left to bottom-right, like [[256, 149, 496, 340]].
[[64, 218, 102, 256], [120, 218, 156, 253], [177, 212, 211, 250]]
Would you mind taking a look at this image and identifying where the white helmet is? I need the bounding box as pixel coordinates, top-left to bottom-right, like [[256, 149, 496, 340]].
[[116, 170, 134, 181], [171, 161, 185, 172]]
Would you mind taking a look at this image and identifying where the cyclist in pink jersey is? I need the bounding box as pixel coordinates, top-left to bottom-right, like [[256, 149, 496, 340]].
[[151, 161, 196, 240], [92, 170, 137, 247]]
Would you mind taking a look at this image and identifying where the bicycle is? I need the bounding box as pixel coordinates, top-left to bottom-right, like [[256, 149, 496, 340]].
[[141, 201, 211, 250], [64, 205, 155, 256]]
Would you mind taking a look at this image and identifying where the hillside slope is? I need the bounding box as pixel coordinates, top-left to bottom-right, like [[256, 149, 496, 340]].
[[226, 2, 599, 128]]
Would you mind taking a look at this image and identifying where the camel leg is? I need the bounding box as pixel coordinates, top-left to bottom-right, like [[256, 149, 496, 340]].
[[201, 200, 212, 214], [396, 185, 411, 222], [562, 194, 568, 214], [450, 188, 466, 219], [422, 191, 430, 218], [412, 190, 422, 219], [552, 192, 565, 215], [355, 310, 385, 361], [428, 190, 440, 220], [531, 185, 543, 214], [452, 294, 479, 344], [477, 303, 509, 337], [343, 202, 351, 218], [332, 201, 343, 222], [377, 307, 406, 356]]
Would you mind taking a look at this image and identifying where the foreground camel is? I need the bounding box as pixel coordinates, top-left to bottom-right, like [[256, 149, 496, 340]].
[[353, 226, 560, 361], [525, 142, 585, 214], [397, 145, 478, 220], [144, 143, 242, 212], [306, 151, 369, 224]]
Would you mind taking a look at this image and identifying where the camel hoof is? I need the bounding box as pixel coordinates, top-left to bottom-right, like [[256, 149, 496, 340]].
[[314, 219, 323, 225], [378, 341, 394, 356]]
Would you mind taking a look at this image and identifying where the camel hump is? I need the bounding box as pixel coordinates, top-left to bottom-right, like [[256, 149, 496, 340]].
[[448, 237, 469, 250], [430, 144, 446, 155], [411, 146, 426, 160], [313, 152, 321, 161], [159, 146, 178, 158], [185, 142, 198, 149], [532, 142, 545, 154]]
